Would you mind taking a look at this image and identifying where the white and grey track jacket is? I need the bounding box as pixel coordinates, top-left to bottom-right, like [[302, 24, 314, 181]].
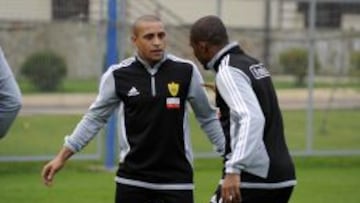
[[64, 53, 225, 190], [0, 47, 22, 138], [208, 42, 296, 189]]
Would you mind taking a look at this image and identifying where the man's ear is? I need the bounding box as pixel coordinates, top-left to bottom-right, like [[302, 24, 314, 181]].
[[131, 35, 137, 44], [199, 41, 210, 53], [198, 41, 206, 48], [200, 41, 210, 53]]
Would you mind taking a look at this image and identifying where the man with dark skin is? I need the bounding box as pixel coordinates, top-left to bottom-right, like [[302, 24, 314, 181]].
[[42, 15, 225, 203], [190, 15, 296, 203]]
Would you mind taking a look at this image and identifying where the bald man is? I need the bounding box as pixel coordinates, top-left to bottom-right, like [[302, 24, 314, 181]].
[[41, 15, 225, 203]]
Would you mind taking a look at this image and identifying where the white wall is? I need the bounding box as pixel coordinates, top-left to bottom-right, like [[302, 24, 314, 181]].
[[0, 0, 359, 31], [156, 0, 265, 28], [89, 0, 106, 21], [342, 14, 360, 31], [222, 0, 265, 28], [0, 0, 51, 22], [125, 0, 304, 29]]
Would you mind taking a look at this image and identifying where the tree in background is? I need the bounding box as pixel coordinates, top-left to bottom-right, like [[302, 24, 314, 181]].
[[350, 51, 360, 81], [20, 51, 67, 92], [279, 48, 320, 87]]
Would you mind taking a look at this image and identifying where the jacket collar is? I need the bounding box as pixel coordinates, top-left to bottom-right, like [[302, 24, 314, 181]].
[[135, 52, 168, 75], [206, 42, 244, 72]]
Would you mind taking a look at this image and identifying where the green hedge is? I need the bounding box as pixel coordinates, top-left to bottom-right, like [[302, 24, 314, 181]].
[[21, 51, 67, 92], [350, 51, 360, 78], [279, 48, 320, 86]]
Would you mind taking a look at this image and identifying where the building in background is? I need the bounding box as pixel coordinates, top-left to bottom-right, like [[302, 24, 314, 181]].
[[1, 0, 360, 30], [0, 0, 360, 78]]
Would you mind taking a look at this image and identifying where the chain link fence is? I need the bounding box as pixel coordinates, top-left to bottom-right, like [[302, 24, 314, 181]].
[[0, 0, 359, 162]]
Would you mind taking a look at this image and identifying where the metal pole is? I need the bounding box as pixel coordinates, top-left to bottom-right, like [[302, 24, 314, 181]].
[[216, 0, 222, 18], [263, 0, 271, 68], [118, 0, 126, 59], [278, 0, 284, 29], [306, 0, 317, 154], [105, 0, 118, 170]]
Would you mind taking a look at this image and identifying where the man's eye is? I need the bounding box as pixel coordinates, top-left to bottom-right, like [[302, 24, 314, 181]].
[[144, 35, 154, 40], [158, 33, 166, 39]]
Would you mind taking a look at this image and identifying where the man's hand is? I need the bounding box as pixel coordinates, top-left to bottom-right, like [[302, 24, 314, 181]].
[[41, 157, 65, 186], [221, 173, 241, 203], [41, 147, 73, 187]]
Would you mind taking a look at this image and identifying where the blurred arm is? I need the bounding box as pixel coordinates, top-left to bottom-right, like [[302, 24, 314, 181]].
[[41, 64, 122, 187], [64, 65, 121, 152], [0, 47, 22, 139], [41, 146, 74, 186], [187, 64, 225, 155]]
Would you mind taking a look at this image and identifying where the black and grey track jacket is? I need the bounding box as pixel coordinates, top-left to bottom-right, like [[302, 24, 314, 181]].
[[207, 42, 296, 189], [64, 53, 225, 190]]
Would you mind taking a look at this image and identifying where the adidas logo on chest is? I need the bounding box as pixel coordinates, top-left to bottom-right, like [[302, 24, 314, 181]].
[[127, 86, 140, 96]]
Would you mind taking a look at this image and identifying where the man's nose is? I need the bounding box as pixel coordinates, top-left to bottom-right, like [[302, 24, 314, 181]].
[[153, 36, 161, 46]]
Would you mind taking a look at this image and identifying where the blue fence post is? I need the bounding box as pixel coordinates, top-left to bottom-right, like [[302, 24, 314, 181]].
[[105, 0, 118, 170]]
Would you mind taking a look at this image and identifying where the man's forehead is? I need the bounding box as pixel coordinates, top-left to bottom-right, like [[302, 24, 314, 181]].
[[136, 21, 165, 35]]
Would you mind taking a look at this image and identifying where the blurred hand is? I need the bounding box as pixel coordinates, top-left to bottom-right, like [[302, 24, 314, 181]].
[[41, 157, 65, 187], [221, 173, 241, 203], [202, 83, 216, 93]]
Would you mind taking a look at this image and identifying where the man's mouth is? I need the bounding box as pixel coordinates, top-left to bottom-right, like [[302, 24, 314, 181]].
[[151, 49, 163, 54]]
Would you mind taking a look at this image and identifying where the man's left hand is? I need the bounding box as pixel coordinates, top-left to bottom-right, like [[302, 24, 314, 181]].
[[221, 173, 241, 203]]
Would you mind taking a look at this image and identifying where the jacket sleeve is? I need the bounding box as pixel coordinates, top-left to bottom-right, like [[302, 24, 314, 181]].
[[0, 47, 22, 139], [216, 56, 266, 175], [64, 65, 121, 152], [187, 64, 225, 155]]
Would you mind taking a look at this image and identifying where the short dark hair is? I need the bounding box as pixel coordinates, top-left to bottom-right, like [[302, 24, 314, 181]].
[[132, 15, 162, 35], [190, 15, 229, 46]]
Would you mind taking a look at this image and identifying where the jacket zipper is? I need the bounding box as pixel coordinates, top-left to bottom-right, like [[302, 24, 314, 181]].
[[151, 75, 156, 97]]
